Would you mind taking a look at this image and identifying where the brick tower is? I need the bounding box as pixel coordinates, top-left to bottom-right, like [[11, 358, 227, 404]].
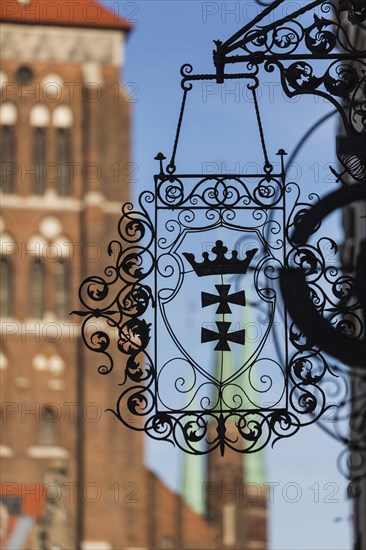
[[0, 2, 268, 549], [0, 2, 149, 548]]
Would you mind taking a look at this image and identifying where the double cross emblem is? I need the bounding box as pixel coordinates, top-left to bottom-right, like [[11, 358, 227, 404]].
[[183, 241, 258, 352], [201, 284, 246, 351], [202, 320, 245, 351]]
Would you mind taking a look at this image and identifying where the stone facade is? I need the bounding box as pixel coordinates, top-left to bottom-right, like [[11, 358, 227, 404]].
[[0, 24, 124, 65]]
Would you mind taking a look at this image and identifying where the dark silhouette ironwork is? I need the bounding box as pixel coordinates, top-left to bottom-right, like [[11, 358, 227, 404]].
[[281, 183, 366, 366]]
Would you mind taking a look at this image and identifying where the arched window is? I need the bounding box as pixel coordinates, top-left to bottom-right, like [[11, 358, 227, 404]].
[[39, 406, 59, 447], [30, 257, 45, 318], [30, 105, 50, 195], [0, 256, 12, 317], [55, 128, 72, 196], [41, 74, 63, 99], [53, 105, 73, 197], [52, 104, 73, 128], [0, 103, 17, 194], [54, 260, 70, 319], [30, 104, 50, 127], [32, 127, 46, 195]]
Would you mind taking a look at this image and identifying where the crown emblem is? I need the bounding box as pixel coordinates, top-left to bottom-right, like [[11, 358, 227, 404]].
[[183, 240, 258, 277]]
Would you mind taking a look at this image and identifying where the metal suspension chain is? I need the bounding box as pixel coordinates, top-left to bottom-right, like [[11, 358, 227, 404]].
[[166, 87, 190, 174]]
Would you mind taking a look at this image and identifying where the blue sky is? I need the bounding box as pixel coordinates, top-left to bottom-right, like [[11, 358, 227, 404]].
[[102, 2, 352, 549]]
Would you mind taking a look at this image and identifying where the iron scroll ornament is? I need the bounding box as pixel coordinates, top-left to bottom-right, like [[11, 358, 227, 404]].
[[280, 183, 366, 367], [213, 0, 366, 182]]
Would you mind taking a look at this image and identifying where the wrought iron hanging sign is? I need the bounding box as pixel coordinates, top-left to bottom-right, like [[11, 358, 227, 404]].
[[74, 0, 366, 456]]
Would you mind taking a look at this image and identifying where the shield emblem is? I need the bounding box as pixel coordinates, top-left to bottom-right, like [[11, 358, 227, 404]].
[[157, 226, 286, 414]]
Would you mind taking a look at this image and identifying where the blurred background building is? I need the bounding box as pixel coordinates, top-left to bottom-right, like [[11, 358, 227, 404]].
[[0, 1, 267, 549]]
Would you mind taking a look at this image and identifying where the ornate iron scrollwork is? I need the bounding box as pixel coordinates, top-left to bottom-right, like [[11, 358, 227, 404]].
[[214, 0, 366, 181], [281, 183, 366, 367]]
